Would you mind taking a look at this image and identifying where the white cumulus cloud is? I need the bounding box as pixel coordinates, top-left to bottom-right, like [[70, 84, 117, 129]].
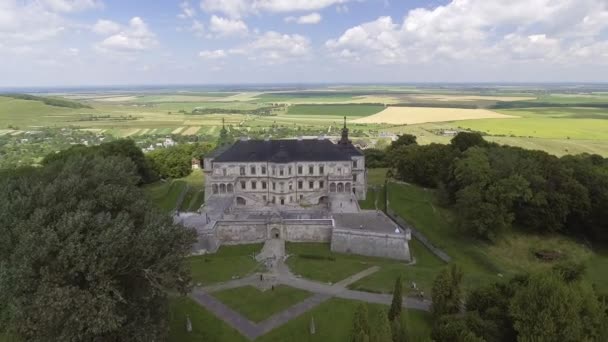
[[209, 15, 248, 36], [285, 12, 322, 24], [92, 19, 121, 35], [96, 17, 157, 52], [199, 49, 227, 59], [200, 0, 352, 18], [326, 0, 608, 65]]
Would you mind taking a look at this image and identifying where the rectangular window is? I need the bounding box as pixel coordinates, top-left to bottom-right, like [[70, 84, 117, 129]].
[[353, 174, 357, 182], [298, 181, 303, 189], [353, 160, 358, 168], [272, 167, 276, 175], [309, 165, 314, 174], [240, 166, 245, 176], [263, 195, 267, 202], [288, 166, 292, 175], [320, 181, 324, 189], [298, 165, 302, 174], [309, 181, 314, 189], [262, 181, 267, 189], [261, 166, 266, 174], [319, 165, 324, 174], [251, 181, 257, 190], [300, 195, 303, 200], [272, 182, 276, 190], [280, 168, 284, 176], [241, 181, 246, 189], [337, 167, 342, 174], [250, 166, 256, 175]]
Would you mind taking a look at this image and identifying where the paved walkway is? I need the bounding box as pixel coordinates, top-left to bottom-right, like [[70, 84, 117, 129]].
[[191, 246, 431, 340]]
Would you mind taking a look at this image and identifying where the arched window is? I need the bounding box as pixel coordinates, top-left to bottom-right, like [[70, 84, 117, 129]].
[[227, 184, 234, 193], [212, 184, 218, 194], [236, 197, 246, 206], [337, 183, 344, 192], [345, 182, 351, 193], [330, 183, 336, 192], [220, 184, 226, 193]]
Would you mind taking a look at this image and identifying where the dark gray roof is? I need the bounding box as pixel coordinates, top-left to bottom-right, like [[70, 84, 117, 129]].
[[212, 139, 358, 163]]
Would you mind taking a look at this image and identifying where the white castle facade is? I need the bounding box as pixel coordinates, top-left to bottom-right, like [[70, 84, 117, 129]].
[[176, 120, 411, 261]]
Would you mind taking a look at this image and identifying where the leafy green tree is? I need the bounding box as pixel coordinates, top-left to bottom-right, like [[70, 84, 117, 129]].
[[0, 154, 197, 341], [388, 276, 403, 321], [390, 134, 418, 149], [42, 139, 158, 184], [431, 265, 463, 319], [451, 132, 487, 152], [148, 142, 214, 179], [364, 148, 389, 168], [351, 304, 371, 342]]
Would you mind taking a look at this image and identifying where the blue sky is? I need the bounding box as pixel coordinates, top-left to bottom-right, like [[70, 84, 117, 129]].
[[1, 0, 607, 86]]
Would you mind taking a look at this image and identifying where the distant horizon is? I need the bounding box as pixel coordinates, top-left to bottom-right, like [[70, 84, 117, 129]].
[[2, 82, 608, 94]]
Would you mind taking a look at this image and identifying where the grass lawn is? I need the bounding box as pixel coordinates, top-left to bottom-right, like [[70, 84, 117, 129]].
[[168, 296, 247, 342], [286, 243, 389, 284], [212, 286, 312, 322], [189, 244, 263, 285], [143, 169, 205, 213], [257, 298, 432, 342], [386, 181, 608, 294], [348, 239, 445, 299]]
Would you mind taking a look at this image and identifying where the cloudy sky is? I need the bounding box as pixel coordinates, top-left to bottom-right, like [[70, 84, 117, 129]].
[[1, 0, 608, 87]]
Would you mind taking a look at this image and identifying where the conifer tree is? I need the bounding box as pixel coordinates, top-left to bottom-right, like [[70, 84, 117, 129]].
[[388, 276, 403, 321]]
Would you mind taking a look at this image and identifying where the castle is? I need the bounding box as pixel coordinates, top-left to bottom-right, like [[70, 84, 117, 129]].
[[176, 119, 411, 261]]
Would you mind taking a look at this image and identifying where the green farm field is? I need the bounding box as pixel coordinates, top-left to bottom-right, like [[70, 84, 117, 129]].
[[2, 86, 607, 157]]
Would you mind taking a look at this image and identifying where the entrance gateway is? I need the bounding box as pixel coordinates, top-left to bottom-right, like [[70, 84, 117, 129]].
[[270, 228, 280, 239]]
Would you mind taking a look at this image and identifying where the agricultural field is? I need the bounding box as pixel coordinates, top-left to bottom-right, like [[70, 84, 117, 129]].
[[353, 106, 516, 125], [1, 84, 607, 160]]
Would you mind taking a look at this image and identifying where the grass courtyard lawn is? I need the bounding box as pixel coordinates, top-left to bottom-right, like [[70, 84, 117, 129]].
[[257, 298, 432, 342], [349, 239, 445, 299], [189, 244, 263, 286], [286, 243, 393, 284], [212, 286, 312, 322], [168, 296, 247, 342]]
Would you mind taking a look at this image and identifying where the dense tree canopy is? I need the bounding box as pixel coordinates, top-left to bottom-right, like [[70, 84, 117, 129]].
[[42, 139, 158, 184], [431, 269, 608, 342], [377, 132, 608, 243], [0, 154, 197, 341], [148, 142, 214, 179]]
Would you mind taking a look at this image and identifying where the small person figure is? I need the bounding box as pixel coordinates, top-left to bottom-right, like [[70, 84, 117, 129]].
[[260, 274, 263, 281], [271, 285, 275, 291]]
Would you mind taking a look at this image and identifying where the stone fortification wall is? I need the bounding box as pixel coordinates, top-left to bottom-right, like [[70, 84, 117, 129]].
[[330, 228, 411, 261], [283, 220, 332, 242], [216, 220, 267, 245]]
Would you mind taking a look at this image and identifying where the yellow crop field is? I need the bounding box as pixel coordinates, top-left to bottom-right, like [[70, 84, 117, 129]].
[[352, 106, 516, 125], [171, 127, 185, 134], [182, 126, 201, 135]]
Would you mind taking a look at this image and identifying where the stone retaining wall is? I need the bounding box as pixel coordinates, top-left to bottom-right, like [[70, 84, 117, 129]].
[[330, 227, 411, 261]]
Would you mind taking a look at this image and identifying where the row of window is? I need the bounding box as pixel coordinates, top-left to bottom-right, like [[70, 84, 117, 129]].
[[237, 164, 350, 176], [239, 180, 326, 191]]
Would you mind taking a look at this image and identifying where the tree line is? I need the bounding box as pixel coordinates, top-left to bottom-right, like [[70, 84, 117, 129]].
[[365, 133, 608, 243], [430, 263, 608, 341], [3, 93, 92, 109]]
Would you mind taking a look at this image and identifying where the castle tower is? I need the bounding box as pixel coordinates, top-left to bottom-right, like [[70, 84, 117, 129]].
[[338, 116, 351, 145]]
